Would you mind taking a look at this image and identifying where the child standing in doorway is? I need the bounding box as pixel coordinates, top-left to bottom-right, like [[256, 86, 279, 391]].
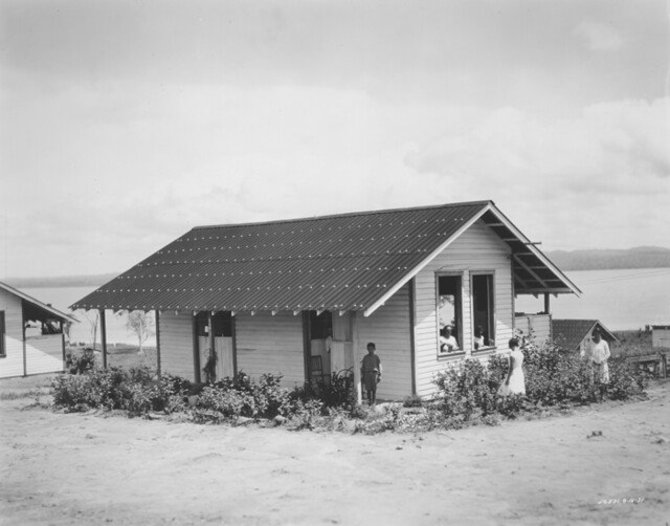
[[360, 342, 382, 405]]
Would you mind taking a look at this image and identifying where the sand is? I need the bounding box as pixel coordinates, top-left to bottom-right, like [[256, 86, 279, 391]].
[[1, 377, 668, 526]]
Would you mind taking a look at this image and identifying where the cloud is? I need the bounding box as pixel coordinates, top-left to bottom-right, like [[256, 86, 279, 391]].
[[406, 98, 670, 249], [575, 21, 624, 51]]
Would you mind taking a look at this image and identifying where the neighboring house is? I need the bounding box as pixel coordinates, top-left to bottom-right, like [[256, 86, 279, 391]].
[[72, 200, 580, 399], [651, 325, 670, 349], [551, 319, 618, 353], [0, 281, 77, 379]]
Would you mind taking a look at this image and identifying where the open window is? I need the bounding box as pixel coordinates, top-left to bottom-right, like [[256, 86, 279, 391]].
[[437, 275, 462, 354], [472, 273, 495, 350]]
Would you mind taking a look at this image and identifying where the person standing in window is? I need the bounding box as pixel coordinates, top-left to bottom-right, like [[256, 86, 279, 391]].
[[440, 325, 459, 352], [360, 342, 382, 405], [474, 325, 485, 350], [498, 337, 526, 396]]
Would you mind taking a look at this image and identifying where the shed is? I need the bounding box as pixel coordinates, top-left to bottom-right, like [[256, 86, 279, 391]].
[[0, 281, 77, 378], [551, 319, 618, 353], [72, 200, 580, 399], [651, 325, 670, 349]]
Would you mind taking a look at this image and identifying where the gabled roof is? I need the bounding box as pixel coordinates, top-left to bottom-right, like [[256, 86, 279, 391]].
[[552, 319, 618, 350], [0, 281, 77, 323], [71, 200, 580, 315]]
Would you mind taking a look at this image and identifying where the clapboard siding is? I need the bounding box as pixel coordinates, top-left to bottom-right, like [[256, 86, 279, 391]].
[[159, 311, 196, 380], [236, 312, 305, 387], [0, 289, 25, 378], [414, 220, 514, 396], [356, 284, 412, 400], [514, 314, 552, 346], [25, 335, 64, 375]]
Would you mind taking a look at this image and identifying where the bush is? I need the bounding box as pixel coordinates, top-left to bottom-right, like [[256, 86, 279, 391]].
[[432, 341, 648, 423], [434, 359, 497, 420], [52, 367, 189, 415], [192, 371, 297, 422], [65, 348, 96, 374]]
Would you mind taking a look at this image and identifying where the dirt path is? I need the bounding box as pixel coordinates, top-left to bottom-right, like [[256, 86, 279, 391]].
[[1, 378, 668, 525]]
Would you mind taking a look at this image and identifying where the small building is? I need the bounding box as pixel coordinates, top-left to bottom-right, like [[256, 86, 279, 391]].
[[651, 325, 670, 349], [72, 201, 580, 399], [0, 281, 77, 379], [551, 319, 618, 353]]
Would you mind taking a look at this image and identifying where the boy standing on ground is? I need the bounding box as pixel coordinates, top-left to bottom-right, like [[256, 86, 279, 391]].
[[361, 342, 382, 405]]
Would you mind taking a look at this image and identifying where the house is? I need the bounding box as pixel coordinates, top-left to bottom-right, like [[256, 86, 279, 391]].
[[71, 200, 580, 399], [651, 325, 670, 349], [551, 319, 618, 353], [0, 281, 77, 379]]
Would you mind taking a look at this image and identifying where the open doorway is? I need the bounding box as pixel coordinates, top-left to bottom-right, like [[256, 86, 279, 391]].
[[308, 310, 332, 381]]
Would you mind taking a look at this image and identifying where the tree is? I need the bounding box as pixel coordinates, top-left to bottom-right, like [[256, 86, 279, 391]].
[[77, 310, 99, 349], [125, 310, 154, 354]]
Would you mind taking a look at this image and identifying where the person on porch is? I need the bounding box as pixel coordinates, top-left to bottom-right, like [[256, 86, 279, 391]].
[[361, 342, 382, 405]]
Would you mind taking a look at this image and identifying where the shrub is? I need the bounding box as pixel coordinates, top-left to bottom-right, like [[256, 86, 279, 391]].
[[65, 347, 96, 374], [434, 359, 497, 420], [52, 366, 189, 415]]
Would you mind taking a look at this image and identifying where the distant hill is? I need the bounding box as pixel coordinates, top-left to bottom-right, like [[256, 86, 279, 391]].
[[4, 246, 670, 287], [5, 273, 117, 289], [545, 246, 670, 271]]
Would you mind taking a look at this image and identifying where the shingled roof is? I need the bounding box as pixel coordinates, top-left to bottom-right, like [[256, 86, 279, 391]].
[[71, 200, 580, 314], [552, 319, 618, 350]]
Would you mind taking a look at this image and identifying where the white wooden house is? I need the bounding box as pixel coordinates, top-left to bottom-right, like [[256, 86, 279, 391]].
[[0, 281, 76, 378], [72, 201, 580, 399]]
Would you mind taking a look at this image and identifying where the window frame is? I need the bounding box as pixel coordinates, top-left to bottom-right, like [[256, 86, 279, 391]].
[[470, 271, 496, 352], [435, 272, 465, 357]]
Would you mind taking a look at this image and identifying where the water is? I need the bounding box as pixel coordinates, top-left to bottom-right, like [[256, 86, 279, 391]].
[[22, 285, 156, 346], [515, 267, 670, 331], [22, 267, 670, 343]]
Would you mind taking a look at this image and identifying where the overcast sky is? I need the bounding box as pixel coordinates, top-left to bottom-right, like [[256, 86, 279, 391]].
[[1, 0, 668, 279]]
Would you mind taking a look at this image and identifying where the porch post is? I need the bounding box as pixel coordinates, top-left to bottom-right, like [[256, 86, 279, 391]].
[[207, 311, 214, 382], [99, 308, 108, 369], [60, 320, 65, 367], [543, 293, 550, 314], [21, 304, 27, 377], [351, 312, 362, 405], [155, 310, 161, 376], [302, 311, 311, 383], [192, 313, 201, 384]]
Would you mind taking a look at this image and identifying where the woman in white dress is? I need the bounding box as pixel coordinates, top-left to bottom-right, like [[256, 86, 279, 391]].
[[498, 337, 526, 396], [583, 329, 611, 400]]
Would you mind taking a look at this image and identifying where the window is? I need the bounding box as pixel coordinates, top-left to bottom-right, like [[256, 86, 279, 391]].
[[0, 311, 5, 357], [309, 311, 332, 340], [196, 312, 233, 337], [472, 274, 495, 350], [437, 275, 462, 354]]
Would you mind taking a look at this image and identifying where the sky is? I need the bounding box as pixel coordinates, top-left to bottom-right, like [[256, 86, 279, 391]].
[[1, 0, 669, 279]]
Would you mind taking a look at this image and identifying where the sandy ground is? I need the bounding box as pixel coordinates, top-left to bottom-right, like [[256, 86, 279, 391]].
[[0, 377, 668, 526]]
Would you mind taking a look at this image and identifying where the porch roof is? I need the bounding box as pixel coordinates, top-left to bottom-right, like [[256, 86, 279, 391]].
[[0, 281, 78, 323], [71, 200, 580, 315]]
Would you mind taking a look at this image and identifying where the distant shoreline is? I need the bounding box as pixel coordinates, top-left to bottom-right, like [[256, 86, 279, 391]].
[[4, 246, 670, 289]]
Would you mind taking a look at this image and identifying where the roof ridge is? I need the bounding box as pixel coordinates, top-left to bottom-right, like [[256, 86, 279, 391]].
[[190, 200, 492, 231]]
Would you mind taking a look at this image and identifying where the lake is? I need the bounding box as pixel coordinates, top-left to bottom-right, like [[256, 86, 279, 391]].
[[23, 267, 670, 344]]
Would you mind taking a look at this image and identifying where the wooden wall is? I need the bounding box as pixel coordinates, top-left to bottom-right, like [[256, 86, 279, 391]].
[[356, 283, 413, 400], [0, 288, 25, 378], [413, 220, 514, 397], [514, 313, 552, 347], [25, 334, 64, 375], [159, 311, 196, 380], [235, 311, 305, 387]]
